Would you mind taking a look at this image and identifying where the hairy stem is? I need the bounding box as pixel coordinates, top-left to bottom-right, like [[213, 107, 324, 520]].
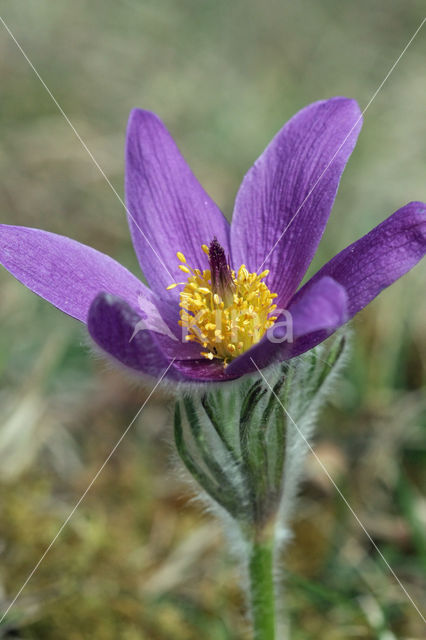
[[248, 536, 276, 640]]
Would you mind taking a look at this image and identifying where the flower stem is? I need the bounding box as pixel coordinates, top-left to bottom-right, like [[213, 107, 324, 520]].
[[248, 536, 276, 640]]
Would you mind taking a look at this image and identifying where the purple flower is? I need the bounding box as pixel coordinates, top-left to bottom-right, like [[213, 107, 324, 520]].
[[1, 97, 425, 383]]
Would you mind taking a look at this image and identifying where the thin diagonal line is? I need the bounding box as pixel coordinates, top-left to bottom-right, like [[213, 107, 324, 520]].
[[0, 15, 174, 283], [250, 357, 426, 625], [257, 17, 426, 274], [0, 359, 175, 625]]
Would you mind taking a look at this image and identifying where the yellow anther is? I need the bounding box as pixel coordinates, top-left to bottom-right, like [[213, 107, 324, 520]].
[[167, 244, 278, 365], [238, 265, 249, 280], [166, 283, 178, 290], [201, 351, 214, 360]]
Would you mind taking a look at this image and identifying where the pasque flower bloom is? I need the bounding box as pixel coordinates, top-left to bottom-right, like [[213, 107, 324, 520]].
[[1, 97, 425, 382]]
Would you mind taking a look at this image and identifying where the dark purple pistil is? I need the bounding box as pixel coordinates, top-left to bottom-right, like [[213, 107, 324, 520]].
[[209, 237, 235, 304]]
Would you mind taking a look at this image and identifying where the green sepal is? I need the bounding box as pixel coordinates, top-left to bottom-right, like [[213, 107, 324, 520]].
[[173, 333, 348, 528], [174, 402, 244, 517]]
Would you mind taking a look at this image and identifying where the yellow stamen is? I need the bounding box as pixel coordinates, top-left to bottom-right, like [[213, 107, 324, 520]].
[[167, 244, 279, 365], [201, 351, 214, 360]]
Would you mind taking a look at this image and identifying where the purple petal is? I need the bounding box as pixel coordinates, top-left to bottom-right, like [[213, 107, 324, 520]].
[[226, 277, 348, 376], [285, 276, 348, 336], [172, 358, 238, 382], [0, 225, 146, 322], [137, 293, 201, 360], [88, 293, 184, 381], [298, 201, 426, 319], [126, 109, 230, 297], [230, 97, 362, 306]]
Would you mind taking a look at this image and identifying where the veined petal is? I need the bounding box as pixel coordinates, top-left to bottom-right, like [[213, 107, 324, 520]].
[[88, 293, 184, 381], [100, 287, 201, 362], [298, 201, 426, 318], [137, 289, 207, 361], [226, 277, 348, 376], [231, 97, 362, 307], [126, 109, 230, 297], [284, 276, 348, 337], [0, 225, 145, 322]]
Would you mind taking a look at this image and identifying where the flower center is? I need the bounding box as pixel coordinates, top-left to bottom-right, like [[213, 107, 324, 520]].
[[167, 238, 278, 365]]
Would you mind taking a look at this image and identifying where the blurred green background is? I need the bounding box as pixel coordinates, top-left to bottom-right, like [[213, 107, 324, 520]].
[[0, 1, 425, 638]]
